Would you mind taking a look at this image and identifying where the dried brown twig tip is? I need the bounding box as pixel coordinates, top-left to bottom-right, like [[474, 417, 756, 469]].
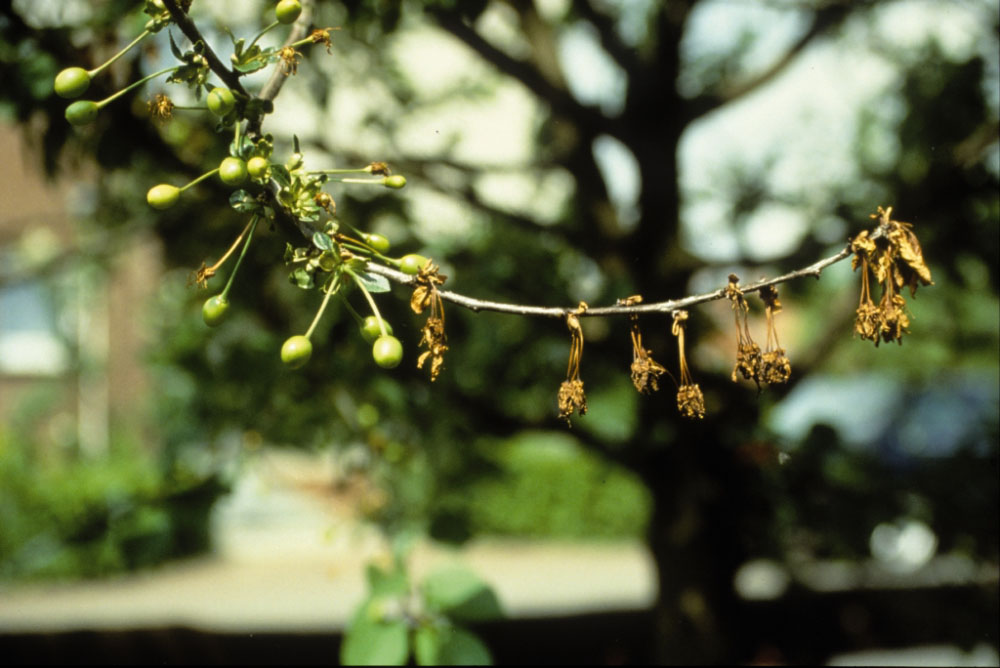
[[557, 303, 589, 425], [852, 206, 933, 346], [726, 275, 762, 386], [619, 295, 666, 394], [759, 285, 791, 385], [672, 310, 705, 419], [411, 260, 448, 381], [367, 162, 391, 176]]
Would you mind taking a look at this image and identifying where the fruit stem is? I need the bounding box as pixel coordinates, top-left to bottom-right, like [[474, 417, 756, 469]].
[[89, 29, 152, 77], [339, 294, 365, 325], [331, 177, 387, 185], [311, 167, 372, 175], [247, 21, 280, 51], [220, 215, 259, 300], [179, 167, 221, 192], [97, 65, 178, 108], [345, 268, 388, 338], [304, 276, 339, 339], [207, 219, 254, 274]]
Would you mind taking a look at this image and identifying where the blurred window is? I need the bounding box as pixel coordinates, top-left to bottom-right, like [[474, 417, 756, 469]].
[[0, 252, 69, 376]]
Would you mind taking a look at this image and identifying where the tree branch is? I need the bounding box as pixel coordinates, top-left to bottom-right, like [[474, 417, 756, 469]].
[[364, 235, 858, 319], [683, 1, 852, 124], [160, 0, 247, 95], [257, 0, 315, 104], [427, 6, 615, 137]]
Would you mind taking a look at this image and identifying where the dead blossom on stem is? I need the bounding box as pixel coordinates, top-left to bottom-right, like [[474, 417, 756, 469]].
[[410, 260, 449, 381], [672, 310, 705, 419], [759, 285, 791, 385], [851, 206, 933, 346], [619, 295, 667, 394], [557, 303, 589, 425], [148, 93, 174, 122], [726, 274, 763, 388]]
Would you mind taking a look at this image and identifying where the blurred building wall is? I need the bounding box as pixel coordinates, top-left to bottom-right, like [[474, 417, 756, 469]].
[[0, 122, 160, 454]]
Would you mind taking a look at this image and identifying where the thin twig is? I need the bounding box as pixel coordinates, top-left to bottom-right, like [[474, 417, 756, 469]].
[[160, 0, 247, 94], [362, 240, 855, 319], [257, 0, 315, 104]]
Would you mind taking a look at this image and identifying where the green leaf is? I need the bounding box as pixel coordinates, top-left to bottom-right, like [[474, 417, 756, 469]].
[[415, 625, 492, 666], [341, 616, 409, 666], [422, 568, 504, 622], [229, 190, 258, 213], [290, 267, 314, 290], [270, 164, 291, 188], [354, 271, 391, 294], [168, 31, 184, 60], [230, 135, 254, 160], [365, 561, 410, 598], [312, 231, 334, 252]]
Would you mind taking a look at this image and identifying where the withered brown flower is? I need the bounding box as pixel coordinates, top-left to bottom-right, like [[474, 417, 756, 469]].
[[759, 285, 791, 385], [410, 260, 448, 381], [619, 295, 666, 394], [672, 310, 705, 419], [557, 303, 589, 425], [726, 275, 762, 386], [279, 46, 302, 75], [851, 206, 933, 347], [148, 93, 174, 123], [309, 27, 339, 53], [314, 192, 336, 215]]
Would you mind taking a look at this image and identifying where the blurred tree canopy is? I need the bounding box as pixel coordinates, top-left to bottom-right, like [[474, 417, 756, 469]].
[[1, 0, 997, 662]]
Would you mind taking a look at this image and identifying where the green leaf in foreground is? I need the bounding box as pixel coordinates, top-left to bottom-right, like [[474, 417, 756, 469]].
[[414, 625, 493, 666], [340, 615, 409, 666], [421, 567, 504, 622]]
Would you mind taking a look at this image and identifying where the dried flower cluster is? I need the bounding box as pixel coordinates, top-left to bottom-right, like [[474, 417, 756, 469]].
[[672, 310, 705, 419], [620, 295, 667, 394], [726, 275, 763, 387], [759, 285, 791, 385], [148, 93, 174, 122], [852, 206, 933, 346], [557, 303, 589, 425], [279, 46, 302, 75], [309, 27, 339, 53], [410, 260, 449, 381]]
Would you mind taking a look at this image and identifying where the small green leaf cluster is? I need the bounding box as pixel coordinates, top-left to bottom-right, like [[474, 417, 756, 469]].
[[165, 34, 210, 90], [341, 559, 500, 666]]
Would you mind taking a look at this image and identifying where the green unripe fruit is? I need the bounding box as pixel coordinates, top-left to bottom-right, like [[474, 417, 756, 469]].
[[286, 152, 304, 171], [206, 87, 236, 116], [219, 157, 248, 185], [65, 100, 99, 126], [372, 335, 403, 369], [360, 316, 393, 344], [275, 0, 302, 24], [247, 156, 270, 179], [400, 254, 428, 276], [365, 233, 391, 254], [147, 184, 180, 209], [55, 67, 91, 99], [383, 175, 406, 189], [202, 295, 229, 327], [281, 335, 312, 369]]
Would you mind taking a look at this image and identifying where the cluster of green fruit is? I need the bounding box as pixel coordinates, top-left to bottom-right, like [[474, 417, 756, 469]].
[[56, 0, 429, 375]]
